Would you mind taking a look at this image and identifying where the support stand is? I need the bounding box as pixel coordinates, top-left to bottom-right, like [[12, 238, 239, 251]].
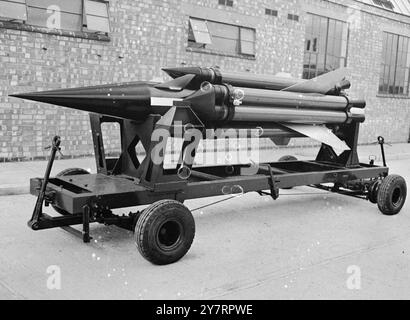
[[28, 136, 61, 230], [89, 101, 205, 192], [82, 206, 91, 243], [316, 123, 360, 167]]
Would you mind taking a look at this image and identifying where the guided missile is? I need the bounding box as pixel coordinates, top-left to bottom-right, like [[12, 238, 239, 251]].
[[10, 67, 365, 151], [12, 81, 364, 125]]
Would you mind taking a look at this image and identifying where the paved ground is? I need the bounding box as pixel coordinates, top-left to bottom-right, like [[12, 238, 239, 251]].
[[0, 158, 408, 300]]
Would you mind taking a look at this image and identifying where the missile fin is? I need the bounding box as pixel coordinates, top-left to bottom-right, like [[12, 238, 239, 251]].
[[280, 123, 350, 154], [162, 67, 202, 79], [156, 107, 177, 127], [282, 68, 348, 94], [154, 74, 196, 91]]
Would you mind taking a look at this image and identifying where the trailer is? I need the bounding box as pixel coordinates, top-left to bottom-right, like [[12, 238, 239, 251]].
[[28, 112, 407, 265]]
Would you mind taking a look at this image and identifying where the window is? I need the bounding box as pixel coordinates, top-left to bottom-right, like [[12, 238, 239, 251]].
[[218, 0, 233, 7], [189, 18, 212, 45], [265, 8, 278, 17], [0, 0, 27, 21], [26, 0, 82, 31], [188, 17, 255, 56], [288, 14, 299, 22], [303, 13, 348, 79], [372, 0, 394, 10], [1, 0, 110, 34], [84, 0, 110, 33], [379, 32, 410, 95], [240, 28, 255, 55]]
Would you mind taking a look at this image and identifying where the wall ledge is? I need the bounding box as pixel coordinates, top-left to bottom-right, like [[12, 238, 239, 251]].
[[0, 21, 111, 42], [186, 47, 256, 60], [376, 94, 410, 100]]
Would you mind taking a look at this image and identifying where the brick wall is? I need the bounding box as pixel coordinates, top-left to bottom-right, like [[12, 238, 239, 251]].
[[0, 0, 409, 161]]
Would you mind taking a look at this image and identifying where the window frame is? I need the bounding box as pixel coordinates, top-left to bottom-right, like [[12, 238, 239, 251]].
[[218, 0, 233, 7], [288, 14, 299, 22], [372, 0, 395, 11], [0, 0, 110, 38], [265, 8, 278, 17], [26, 0, 84, 32], [239, 27, 255, 55], [0, 0, 27, 21], [188, 17, 256, 58], [303, 13, 349, 80], [188, 17, 212, 45], [378, 31, 410, 96], [83, 0, 110, 34]]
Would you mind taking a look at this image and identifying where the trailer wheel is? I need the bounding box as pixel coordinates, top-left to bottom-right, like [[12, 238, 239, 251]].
[[278, 155, 297, 189], [135, 200, 195, 265], [377, 175, 407, 215], [52, 168, 90, 215]]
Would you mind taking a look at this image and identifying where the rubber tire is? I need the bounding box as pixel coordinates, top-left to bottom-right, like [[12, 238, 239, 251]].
[[278, 155, 297, 189], [52, 168, 90, 215], [377, 174, 407, 215], [368, 180, 381, 204], [135, 200, 195, 265]]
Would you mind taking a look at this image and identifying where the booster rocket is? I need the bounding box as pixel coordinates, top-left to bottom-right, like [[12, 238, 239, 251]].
[[162, 66, 352, 95]]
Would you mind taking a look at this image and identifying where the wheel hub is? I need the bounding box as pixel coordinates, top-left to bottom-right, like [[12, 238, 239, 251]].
[[157, 220, 182, 250], [392, 187, 403, 207]]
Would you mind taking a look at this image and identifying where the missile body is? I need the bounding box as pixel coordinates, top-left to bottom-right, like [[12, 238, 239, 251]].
[[162, 66, 351, 94], [184, 83, 365, 125], [232, 107, 347, 124], [222, 86, 364, 111]]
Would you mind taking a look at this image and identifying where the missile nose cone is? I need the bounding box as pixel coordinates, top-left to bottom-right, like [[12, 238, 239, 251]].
[[8, 82, 156, 121], [9, 92, 48, 101], [9, 82, 152, 105], [9, 93, 24, 99]]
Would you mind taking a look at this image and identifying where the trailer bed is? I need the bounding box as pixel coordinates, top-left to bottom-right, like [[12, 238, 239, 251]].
[[30, 160, 388, 214]]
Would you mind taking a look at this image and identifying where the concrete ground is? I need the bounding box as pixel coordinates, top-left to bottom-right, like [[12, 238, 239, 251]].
[[0, 156, 409, 299]]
